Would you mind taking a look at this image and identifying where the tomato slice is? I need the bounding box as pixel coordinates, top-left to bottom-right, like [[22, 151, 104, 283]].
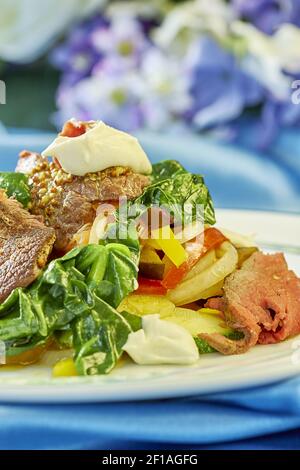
[[60, 120, 87, 138], [162, 228, 227, 290], [135, 277, 167, 296]]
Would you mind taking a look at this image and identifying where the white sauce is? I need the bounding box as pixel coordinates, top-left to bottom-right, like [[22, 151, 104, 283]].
[[42, 120, 152, 176], [123, 314, 199, 365]]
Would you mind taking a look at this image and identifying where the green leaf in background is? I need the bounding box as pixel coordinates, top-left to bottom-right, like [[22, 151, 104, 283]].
[[0, 172, 31, 207]]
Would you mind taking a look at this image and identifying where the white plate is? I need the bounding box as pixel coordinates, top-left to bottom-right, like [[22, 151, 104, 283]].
[[0, 208, 300, 403]]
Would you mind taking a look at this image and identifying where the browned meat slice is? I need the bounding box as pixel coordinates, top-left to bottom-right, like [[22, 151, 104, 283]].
[[0, 191, 55, 302], [202, 252, 300, 354], [16, 151, 150, 251]]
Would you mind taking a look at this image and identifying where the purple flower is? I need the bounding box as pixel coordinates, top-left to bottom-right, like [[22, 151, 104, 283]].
[[251, 96, 300, 149], [91, 15, 150, 66], [51, 5, 300, 148], [233, 0, 300, 35], [52, 10, 192, 132], [185, 37, 263, 129], [50, 16, 108, 86], [54, 59, 144, 131], [52, 13, 152, 130]]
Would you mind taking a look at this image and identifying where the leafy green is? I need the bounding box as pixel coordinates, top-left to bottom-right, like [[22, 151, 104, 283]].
[[151, 160, 186, 181], [194, 337, 216, 354], [72, 300, 135, 375], [103, 216, 141, 265], [194, 330, 245, 355], [227, 330, 244, 341], [54, 328, 73, 350], [0, 172, 31, 207], [0, 243, 140, 375], [119, 310, 142, 332], [134, 160, 216, 226]]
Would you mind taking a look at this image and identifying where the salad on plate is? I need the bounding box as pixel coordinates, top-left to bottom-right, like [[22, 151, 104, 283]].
[[0, 119, 299, 378]]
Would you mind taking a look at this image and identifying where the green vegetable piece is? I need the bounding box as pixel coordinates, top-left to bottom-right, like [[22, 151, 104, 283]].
[[7, 336, 49, 358], [73, 297, 135, 375], [194, 337, 216, 354], [134, 160, 216, 226], [163, 307, 244, 355], [54, 329, 73, 350], [151, 160, 186, 182], [0, 242, 140, 371], [104, 248, 138, 308], [119, 310, 142, 332], [194, 330, 244, 354], [103, 220, 141, 265], [164, 307, 233, 337], [0, 289, 38, 341], [0, 172, 31, 207]]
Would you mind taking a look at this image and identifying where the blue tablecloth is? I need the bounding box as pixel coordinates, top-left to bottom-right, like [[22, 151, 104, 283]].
[[0, 129, 300, 450], [0, 378, 300, 450]]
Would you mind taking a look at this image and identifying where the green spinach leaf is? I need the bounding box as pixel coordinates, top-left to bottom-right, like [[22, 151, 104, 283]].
[[0, 172, 31, 207], [134, 160, 216, 226], [0, 243, 140, 375], [72, 298, 134, 375], [151, 160, 186, 181]]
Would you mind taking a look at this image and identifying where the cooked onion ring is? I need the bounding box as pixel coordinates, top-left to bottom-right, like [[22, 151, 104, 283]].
[[167, 241, 238, 306]]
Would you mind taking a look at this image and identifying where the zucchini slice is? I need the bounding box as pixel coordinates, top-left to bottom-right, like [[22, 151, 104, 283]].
[[164, 307, 232, 336]]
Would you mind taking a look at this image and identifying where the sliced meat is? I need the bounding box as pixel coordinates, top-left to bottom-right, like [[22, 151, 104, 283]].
[[201, 252, 300, 354], [0, 191, 55, 302], [16, 151, 150, 251], [51, 190, 95, 252]]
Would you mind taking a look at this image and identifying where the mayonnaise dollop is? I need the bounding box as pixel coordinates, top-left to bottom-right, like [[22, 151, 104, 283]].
[[42, 120, 152, 176], [123, 314, 199, 366]]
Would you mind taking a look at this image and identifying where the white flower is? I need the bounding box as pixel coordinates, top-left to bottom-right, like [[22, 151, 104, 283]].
[[154, 0, 234, 54], [139, 49, 192, 130], [0, 0, 107, 63], [231, 21, 300, 100], [55, 65, 145, 131], [107, 0, 165, 19], [273, 23, 300, 74]]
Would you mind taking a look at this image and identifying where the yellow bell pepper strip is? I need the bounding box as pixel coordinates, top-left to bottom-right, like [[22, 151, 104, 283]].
[[147, 226, 188, 268], [198, 308, 223, 316], [53, 358, 78, 377]]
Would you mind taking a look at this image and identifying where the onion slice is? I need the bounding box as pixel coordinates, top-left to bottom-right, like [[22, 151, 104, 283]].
[[167, 241, 238, 306]]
